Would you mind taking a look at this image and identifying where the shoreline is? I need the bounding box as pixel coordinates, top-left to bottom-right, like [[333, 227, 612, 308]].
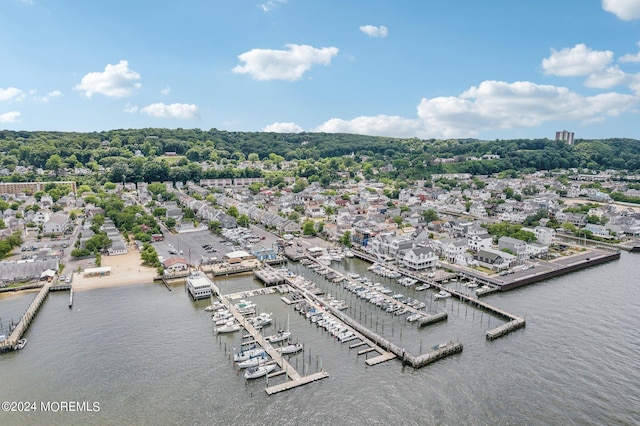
[[70, 249, 159, 292]]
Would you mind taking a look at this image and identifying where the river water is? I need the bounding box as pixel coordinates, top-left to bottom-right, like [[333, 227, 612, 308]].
[[1, 252, 639, 425]]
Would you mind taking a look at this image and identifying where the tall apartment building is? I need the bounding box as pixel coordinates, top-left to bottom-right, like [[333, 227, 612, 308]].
[[555, 130, 574, 145]]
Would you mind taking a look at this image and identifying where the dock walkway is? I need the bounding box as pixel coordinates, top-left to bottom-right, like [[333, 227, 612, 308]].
[[211, 280, 329, 394], [0, 281, 53, 351]]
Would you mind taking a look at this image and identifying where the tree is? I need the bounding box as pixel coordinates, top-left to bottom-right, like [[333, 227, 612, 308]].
[[227, 206, 239, 218], [339, 231, 352, 247], [165, 217, 176, 229], [302, 220, 316, 236], [209, 220, 221, 233], [237, 214, 250, 228], [45, 154, 63, 173], [422, 209, 439, 222]]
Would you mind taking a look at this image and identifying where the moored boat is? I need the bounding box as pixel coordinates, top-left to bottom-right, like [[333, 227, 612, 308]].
[[14, 338, 27, 350], [216, 320, 241, 334], [236, 354, 269, 369], [277, 342, 303, 355], [244, 363, 277, 380], [233, 347, 266, 362], [435, 290, 452, 299], [266, 330, 292, 343]]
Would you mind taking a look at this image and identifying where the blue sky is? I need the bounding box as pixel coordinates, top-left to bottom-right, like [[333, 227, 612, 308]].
[[2, 0, 640, 140]]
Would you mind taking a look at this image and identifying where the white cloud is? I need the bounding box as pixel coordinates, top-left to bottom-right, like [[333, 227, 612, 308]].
[[123, 103, 139, 114], [585, 66, 630, 88], [140, 103, 199, 119], [34, 90, 63, 103], [620, 52, 640, 63], [314, 80, 639, 139], [74, 60, 141, 98], [0, 111, 20, 123], [233, 44, 339, 81], [161, 86, 171, 95], [0, 87, 25, 102], [620, 42, 640, 63], [602, 0, 640, 20], [542, 44, 613, 76], [359, 25, 388, 38], [263, 122, 304, 133], [260, 0, 286, 12], [415, 80, 637, 138], [315, 115, 422, 138], [629, 74, 640, 95]]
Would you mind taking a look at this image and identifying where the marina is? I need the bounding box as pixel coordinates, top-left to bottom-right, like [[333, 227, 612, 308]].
[[1, 250, 639, 425]]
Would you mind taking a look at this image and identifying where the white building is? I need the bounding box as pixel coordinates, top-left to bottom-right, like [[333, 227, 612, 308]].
[[399, 247, 438, 271]]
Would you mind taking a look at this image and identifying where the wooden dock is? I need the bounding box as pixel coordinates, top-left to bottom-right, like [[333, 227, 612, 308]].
[[1, 280, 53, 351], [212, 280, 329, 394], [265, 371, 330, 395]]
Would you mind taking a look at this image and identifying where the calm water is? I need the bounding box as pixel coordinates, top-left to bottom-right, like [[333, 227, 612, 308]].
[[1, 253, 639, 425]]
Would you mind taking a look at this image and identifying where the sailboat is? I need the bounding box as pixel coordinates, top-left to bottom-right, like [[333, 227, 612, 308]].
[[265, 314, 291, 343]]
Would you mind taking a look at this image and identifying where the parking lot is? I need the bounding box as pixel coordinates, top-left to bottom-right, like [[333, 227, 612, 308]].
[[151, 227, 279, 266]]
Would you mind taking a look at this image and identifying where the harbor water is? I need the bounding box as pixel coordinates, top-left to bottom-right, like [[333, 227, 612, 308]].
[[1, 253, 639, 425]]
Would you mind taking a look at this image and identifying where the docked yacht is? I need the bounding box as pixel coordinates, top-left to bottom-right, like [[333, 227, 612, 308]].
[[233, 347, 266, 362], [236, 354, 269, 369], [435, 290, 452, 299], [215, 320, 241, 334], [276, 342, 303, 355], [244, 363, 277, 380], [248, 312, 273, 329], [14, 338, 27, 350], [265, 330, 291, 343]]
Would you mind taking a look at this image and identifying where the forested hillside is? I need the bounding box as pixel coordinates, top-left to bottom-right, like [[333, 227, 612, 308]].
[[1, 129, 639, 183]]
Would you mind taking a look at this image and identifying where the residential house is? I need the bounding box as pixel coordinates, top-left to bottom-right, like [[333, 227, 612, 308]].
[[498, 236, 528, 263], [399, 247, 438, 271], [43, 211, 68, 235], [475, 248, 515, 271]]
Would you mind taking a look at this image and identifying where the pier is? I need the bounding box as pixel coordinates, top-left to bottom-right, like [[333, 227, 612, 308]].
[[0, 281, 53, 351], [253, 268, 287, 286], [210, 279, 329, 395]]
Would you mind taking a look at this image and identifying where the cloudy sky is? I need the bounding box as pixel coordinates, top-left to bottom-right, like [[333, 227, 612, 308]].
[[2, 0, 640, 140]]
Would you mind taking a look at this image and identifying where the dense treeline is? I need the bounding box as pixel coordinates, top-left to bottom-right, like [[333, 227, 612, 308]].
[[1, 129, 640, 184]]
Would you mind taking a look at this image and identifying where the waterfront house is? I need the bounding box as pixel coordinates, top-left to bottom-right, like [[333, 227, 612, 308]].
[[163, 257, 189, 273], [498, 236, 528, 263], [398, 247, 438, 271], [474, 248, 515, 271]]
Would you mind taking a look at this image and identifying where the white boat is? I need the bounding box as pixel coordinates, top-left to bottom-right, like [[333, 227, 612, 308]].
[[406, 313, 424, 322], [14, 338, 27, 350], [244, 363, 277, 380], [435, 290, 452, 299], [265, 329, 291, 343], [234, 347, 266, 362], [415, 284, 431, 291], [343, 250, 355, 258], [248, 312, 273, 329], [236, 354, 269, 369], [211, 310, 232, 322], [216, 320, 241, 334], [337, 331, 354, 342], [277, 342, 303, 355], [204, 302, 225, 312]]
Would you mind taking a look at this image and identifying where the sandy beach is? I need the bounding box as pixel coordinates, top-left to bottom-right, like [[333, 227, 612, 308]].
[[71, 249, 159, 292]]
